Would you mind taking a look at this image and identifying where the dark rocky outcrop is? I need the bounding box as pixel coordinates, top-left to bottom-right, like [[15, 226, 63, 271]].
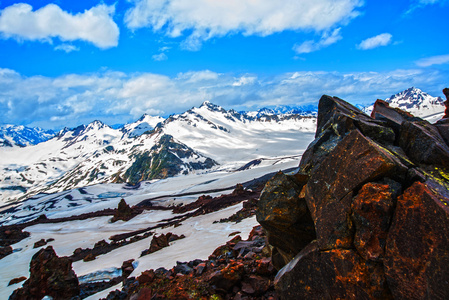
[[102, 226, 277, 300], [140, 232, 185, 256], [124, 134, 217, 184], [10, 246, 80, 300], [258, 94, 449, 299], [110, 199, 140, 223]]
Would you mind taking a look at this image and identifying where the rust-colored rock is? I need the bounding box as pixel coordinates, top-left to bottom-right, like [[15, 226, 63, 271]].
[[275, 241, 392, 300], [256, 171, 315, 268], [384, 181, 449, 300], [306, 129, 400, 250], [371, 99, 419, 128], [9, 246, 79, 300], [8, 276, 27, 286], [351, 182, 396, 262]]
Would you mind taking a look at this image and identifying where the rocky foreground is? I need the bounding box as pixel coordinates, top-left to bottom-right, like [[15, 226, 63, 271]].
[[4, 92, 449, 299], [258, 93, 449, 299]]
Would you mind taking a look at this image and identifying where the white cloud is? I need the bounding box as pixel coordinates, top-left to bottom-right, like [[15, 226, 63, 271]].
[[125, 0, 362, 49], [405, 0, 447, 15], [357, 33, 392, 50], [415, 54, 449, 67], [152, 53, 168, 61], [0, 3, 119, 49], [1, 68, 447, 129], [293, 28, 342, 54], [54, 44, 80, 53]]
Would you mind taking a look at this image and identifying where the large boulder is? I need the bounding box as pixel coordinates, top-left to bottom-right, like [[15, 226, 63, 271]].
[[384, 180, 449, 299], [259, 93, 449, 299], [300, 95, 395, 174], [305, 129, 402, 250], [351, 182, 397, 262], [399, 120, 449, 168], [10, 246, 79, 300], [256, 171, 316, 268], [275, 241, 392, 300]]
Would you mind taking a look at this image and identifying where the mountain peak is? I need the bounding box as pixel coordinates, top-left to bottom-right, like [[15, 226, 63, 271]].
[[363, 87, 445, 121], [199, 101, 224, 112]]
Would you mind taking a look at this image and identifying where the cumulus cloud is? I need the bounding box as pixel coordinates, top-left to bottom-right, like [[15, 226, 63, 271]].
[[125, 0, 362, 49], [293, 28, 342, 54], [415, 54, 449, 67], [0, 3, 119, 49], [0, 67, 447, 129], [357, 33, 392, 50]]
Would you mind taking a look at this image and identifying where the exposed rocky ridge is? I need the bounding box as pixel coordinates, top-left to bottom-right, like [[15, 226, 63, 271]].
[[102, 226, 277, 300], [9, 246, 80, 300], [123, 134, 217, 184], [257, 93, 449, 299]]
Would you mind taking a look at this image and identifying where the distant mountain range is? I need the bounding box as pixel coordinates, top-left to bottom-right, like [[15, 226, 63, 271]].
[[0, 125, 55, 147], [0, 101, 317, 203], [0, 87, 445, 203]]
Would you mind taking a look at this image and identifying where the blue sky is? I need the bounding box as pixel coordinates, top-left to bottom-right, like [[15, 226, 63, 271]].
[[0, 0, 448, 129]]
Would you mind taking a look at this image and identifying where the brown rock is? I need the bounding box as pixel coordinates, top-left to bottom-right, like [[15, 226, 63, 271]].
[[0, 227, 30, 247], [0, 245, 13, 259], [9, 246, 79, 300], [399, 120, 449, 168], [137, 270, 155, 284], [384, 181, 449, 299], [83, 253, 96, 262], [8, 276, 27, 286], [301, 95, 395, 174], [256, 171, 315, 268], [121, 259, 135, 279], [371, 99, 419, 127], [306, 129, 401, 250], [275, 241, 392, 300], [141, 232, 185, 256], [111, 198, 136, 222], [351, 182, 396, 261], [33, 238, 47, 248], [442, 87, 449, 119]]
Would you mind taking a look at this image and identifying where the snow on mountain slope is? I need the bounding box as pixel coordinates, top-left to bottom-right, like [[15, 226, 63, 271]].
[[0, 158, 300, 299], [161, 101, 316, 168], [0, 102, 316, 204], [120, 114, 165, 138], [0, 125, 55, 148], [364, 87, 445, 122]]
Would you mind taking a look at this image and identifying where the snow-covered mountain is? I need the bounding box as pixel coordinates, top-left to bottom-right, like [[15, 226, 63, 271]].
[[0, 125, 55, 147], [364, 87, 445, 122], [0, 102, 316, 204], [120, 114, 165, 138]]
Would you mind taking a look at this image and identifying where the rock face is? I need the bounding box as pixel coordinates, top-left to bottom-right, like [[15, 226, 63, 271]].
[[258, 94, 449, 299], [443, 87, 449, 119], [10, 246, 80, 300]]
